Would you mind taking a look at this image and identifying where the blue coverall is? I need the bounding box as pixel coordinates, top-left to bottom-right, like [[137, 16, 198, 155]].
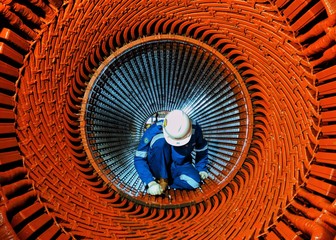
[[134, 120, 208, 190]]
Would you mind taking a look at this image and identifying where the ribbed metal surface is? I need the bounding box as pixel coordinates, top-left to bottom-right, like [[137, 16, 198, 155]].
[[82, 37, 252, 204], [2, 0, 336, 239]]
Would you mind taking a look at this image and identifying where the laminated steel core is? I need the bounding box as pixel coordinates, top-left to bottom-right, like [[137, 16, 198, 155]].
[[80, 36, 253, 206], [0, 0, 336, 239]]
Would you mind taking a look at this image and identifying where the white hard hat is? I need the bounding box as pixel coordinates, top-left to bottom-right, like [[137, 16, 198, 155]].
[[163, 110, 192, 146]]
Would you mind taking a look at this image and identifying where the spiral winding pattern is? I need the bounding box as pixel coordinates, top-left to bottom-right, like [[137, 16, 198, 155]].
[[81, 36, 252, 207], [0, 0, 335, 239]]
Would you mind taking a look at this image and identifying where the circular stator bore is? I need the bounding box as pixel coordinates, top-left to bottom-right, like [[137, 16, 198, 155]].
[[80, 35, 253, 207]]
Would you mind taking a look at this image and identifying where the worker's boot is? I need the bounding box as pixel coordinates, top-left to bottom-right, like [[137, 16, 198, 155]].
[[159, 178, 168, 192]]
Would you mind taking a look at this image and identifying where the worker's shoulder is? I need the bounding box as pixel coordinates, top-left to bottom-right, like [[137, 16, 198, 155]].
[[192, 120, 201, 128], [192, 121, 204, 136], [145, 121, 163, 134]]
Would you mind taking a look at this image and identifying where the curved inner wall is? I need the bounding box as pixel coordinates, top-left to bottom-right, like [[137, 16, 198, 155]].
[[0, 0, 335, 239], [80, 36, 253, 206]]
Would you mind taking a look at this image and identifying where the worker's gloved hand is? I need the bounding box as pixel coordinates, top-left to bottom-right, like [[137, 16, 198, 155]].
[[199, 171, 208, 180], [147, 181, 163, 195]]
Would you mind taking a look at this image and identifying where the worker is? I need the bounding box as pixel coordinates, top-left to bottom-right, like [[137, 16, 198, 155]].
[[134, 110, 208, 195]]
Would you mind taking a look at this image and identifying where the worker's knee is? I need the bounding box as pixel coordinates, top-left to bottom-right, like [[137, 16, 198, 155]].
[[179, 174, 200, 189]]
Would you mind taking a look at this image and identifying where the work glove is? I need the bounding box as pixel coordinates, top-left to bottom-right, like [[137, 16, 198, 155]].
[[147, 181, 163, 195], [199, 171, 208, 180]]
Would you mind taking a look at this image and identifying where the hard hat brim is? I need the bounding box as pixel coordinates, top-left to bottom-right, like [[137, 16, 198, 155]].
[[163, 125, 192, 147]]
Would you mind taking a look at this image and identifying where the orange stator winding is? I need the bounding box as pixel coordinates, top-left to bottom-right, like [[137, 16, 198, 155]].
[[0, 0, 335, 239]]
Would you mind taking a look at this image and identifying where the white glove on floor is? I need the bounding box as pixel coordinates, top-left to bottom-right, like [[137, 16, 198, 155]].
[[199, 171, 208, 180], [147, 181, 163, 195]]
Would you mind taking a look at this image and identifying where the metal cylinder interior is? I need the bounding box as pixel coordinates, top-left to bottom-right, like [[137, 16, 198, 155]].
[[80, 36, 252, 206], [1, 0, 335, 239]]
